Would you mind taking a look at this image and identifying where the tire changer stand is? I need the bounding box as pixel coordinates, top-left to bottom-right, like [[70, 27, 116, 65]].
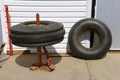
[[5, 5, 55, 72]]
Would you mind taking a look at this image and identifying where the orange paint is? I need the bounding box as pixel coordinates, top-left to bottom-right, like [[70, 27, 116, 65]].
[[36, 13, 42, 64], [36, 13, 40, 53], [36, 13, 40, 25]]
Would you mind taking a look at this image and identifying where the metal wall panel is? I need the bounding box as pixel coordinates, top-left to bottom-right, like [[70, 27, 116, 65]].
[[95, 0, 120, 50], [0, 18, 3, 45], [0, 0, 4, 45]]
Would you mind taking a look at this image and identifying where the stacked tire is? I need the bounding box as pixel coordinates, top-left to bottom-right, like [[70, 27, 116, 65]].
[[10, 21, 65, 47]]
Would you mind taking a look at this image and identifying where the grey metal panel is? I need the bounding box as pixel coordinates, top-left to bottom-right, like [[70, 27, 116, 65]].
[[95, 0, 120, 50]]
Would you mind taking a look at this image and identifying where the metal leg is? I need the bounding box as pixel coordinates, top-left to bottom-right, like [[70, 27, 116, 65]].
[[37, 47, 42, 66], [30, 47, 43, 71], [30, 46, 55, 72], [43, 47, 55, 71]]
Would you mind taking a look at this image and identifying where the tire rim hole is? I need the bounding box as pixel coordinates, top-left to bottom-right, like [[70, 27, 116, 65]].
[[78, 30, 100, 49]]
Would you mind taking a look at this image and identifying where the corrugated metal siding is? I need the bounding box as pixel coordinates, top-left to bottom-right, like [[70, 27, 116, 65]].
[[0, 18, 3, 44], [0, 0, 4, 45], [95, 0, 120, 50], [0, 18, 3, 45], [1, 0, 91, 53]]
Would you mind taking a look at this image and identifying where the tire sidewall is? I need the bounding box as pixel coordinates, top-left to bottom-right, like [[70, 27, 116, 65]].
[[69, 18, 112, 59], [11, 21, 63, 34], [10, 29, 65, 43]]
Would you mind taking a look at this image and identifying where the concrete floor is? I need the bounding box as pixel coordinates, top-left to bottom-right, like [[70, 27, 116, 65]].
[[0, 54, 120, 80]]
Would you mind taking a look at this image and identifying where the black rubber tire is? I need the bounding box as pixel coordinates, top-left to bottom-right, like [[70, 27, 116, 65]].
[[68, 18, 112, 59], [10, 21, 63, 35], [12, 37, 64, 47], [10, 29, 65, 43]]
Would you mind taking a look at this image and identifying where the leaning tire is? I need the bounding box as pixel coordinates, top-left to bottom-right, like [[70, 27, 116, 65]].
[[68, 18, 112, 59]]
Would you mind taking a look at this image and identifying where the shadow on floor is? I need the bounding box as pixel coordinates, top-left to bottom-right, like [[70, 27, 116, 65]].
[[15, 46, 62, 68]]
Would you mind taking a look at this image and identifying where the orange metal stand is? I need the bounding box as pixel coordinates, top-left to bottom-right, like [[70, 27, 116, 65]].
[[30, 13, 55, 71], [5, 5, 55, 71], [5, 5, 13, 55]]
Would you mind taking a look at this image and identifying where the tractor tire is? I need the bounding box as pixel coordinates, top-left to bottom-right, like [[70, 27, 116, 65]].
[[10, 21, 65, 47], [12, 37, 64, 47], [68, 18, 112, 59], [10, 21, 63, 34], [10, 29, 65, 43]]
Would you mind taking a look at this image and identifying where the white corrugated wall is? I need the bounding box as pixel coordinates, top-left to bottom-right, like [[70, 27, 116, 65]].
[[0, 0, 4, 45], [1, 0, 92, 53]]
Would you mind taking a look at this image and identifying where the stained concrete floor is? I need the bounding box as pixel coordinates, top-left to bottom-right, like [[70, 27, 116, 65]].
[[0, 54, 120, 80]]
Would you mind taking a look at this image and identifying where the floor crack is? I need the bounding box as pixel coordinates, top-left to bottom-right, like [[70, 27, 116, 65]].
[[85, 60, 92, 80]]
